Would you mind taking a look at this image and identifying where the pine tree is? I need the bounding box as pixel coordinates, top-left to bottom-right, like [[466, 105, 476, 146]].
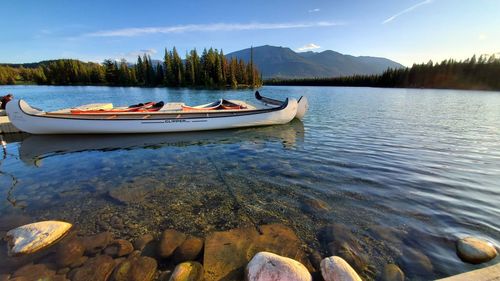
[[172, 47, 183, 86], [164, 48, 173, 86], [136, 56, 144, 85]]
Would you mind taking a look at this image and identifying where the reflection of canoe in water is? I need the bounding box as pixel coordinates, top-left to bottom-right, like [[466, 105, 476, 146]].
[[18, 119, 305, 165], [7, 92, 307, 134]]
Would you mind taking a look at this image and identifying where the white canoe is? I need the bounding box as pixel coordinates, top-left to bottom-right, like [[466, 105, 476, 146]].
[[6, 93, 307, 134]]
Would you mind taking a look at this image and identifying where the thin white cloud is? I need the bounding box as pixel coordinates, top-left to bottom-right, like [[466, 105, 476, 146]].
[[140, 49, 157, 55], [382, 0, 434, 24], [297, 43, 321, 51], [84, 21, 342, 37], [309, 8, 320, 13]]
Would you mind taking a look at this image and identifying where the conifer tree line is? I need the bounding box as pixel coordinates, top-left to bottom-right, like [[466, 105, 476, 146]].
[[266, 54, 500, 91], [0, 47, 262, 88]]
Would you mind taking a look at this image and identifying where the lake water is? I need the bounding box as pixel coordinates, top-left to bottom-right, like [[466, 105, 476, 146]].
[[1, 85, 499, 280]]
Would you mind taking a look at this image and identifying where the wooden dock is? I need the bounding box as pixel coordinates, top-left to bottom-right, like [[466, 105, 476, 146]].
[[436, 263, 500, 281], [0, 114, 21, 134]]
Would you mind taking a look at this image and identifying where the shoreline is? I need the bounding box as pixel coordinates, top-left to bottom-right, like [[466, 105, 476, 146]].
[[1, 220, 497, 281], [2, 83, 500, 93]]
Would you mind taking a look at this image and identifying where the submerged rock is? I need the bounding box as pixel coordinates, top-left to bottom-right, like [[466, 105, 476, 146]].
[[399, 247, 434, 278], [55, 238, 85, 267], [320, 256, 361, 281], [104, 239, 134, 257], [71, 255, 115, 281], [5, 221, 72, 256], [71, 256, 89, 268], [111, 255, 157, 281], [133, 233, 154, 251], [158, 229, 187, 258], [246, 251, 312, 281], [456, 236, 498, 264], [81, 232, 113, 255], [173, 236, 204, 263], [380, 264, 404, 281], [108, 187, 149, 204], [0, 214, 33, 239], [203, 224, 314, 281], [108, 178, 162, 204], [300, 197, 330, 214], [319, 224, 370, 275], [11, 263, 57, 280], [169, 261, 204, 281]]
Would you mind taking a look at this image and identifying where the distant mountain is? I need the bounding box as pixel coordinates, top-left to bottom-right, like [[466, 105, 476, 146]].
[[226, 45, 404, 79]]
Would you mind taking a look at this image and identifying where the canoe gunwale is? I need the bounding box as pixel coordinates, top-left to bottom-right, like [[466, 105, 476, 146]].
[[17, 98, 289, 121]]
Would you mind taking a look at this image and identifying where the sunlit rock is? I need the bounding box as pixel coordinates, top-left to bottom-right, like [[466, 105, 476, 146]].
[[246, 251, 312, 281], [5, 221, 72, 256], [203, 224, 314, 281], [456, 236, 498, 264], [320, 256, 361, 281], [169, 261, 204, 281], [111, 255, 157, 281]]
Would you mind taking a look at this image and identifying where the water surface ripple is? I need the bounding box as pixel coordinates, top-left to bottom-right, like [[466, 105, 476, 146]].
[[0, 85, 499, 280]]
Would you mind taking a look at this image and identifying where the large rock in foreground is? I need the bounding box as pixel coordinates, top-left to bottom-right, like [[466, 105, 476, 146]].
[[246, 251, 312, 281], [203, 224, 314, 281], [456, 236, 498, 264], [5, 221, 72, 256], [320, 256, 361, 281]]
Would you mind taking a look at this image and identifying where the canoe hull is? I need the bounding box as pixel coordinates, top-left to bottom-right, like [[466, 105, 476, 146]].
[[7, 99, 298, 134]]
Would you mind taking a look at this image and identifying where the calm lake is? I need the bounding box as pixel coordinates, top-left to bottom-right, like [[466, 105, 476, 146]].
[[1, 85, 499, 280]]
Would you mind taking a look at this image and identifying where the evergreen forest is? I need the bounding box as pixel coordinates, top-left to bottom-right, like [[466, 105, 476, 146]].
[[0, 47, 262, 88], [266, 55, 500, 91]]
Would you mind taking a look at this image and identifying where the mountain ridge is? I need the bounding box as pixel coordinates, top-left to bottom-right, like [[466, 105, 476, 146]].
[[226, 45, 404, 79]]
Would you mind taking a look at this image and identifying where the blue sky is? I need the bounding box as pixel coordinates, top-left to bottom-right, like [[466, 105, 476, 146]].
[[1, 0, 499, 66]]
